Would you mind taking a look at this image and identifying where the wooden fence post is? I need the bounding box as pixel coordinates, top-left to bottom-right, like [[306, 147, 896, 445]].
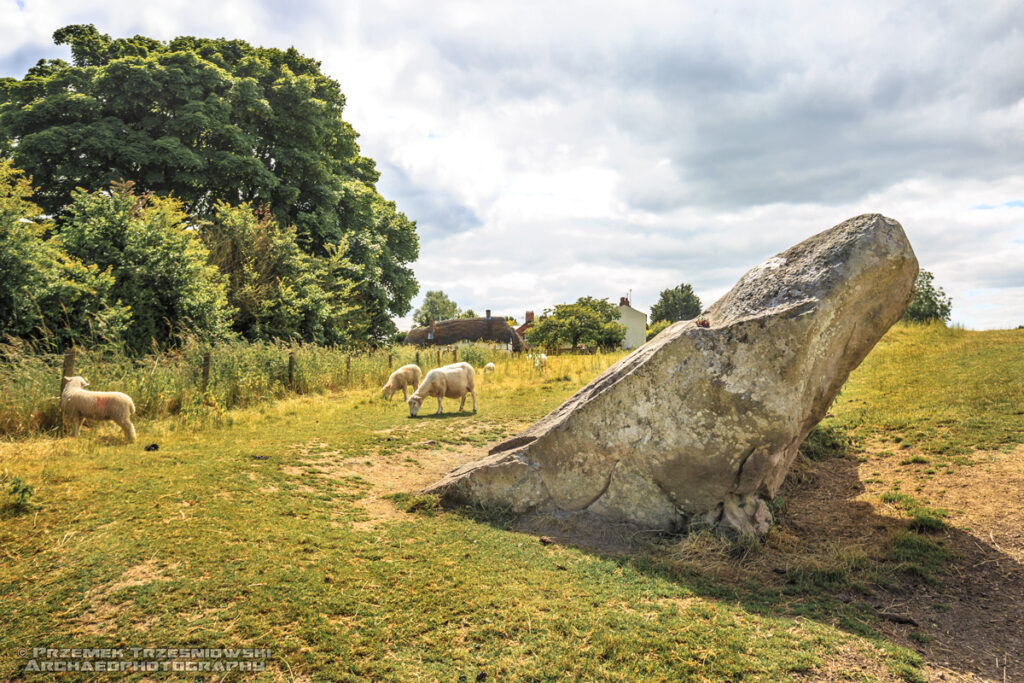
[[60, 348, 76, 395], [201, 351, 212, 394], [388, 353, 393, 369], [453, 348, 458, 363], [287, 351, 295, 390], [59, 348, 76, 434], [415, 351, 420, 367], [346, 355, 351, 382]]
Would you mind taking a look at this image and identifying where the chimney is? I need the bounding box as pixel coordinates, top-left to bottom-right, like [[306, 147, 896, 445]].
[[485, 309, 491, 320], [619, 296, 629, 306], [525, 311, 535, 323]]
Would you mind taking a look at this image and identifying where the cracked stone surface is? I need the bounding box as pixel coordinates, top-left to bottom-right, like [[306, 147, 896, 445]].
[[424, 214, 918, 535]]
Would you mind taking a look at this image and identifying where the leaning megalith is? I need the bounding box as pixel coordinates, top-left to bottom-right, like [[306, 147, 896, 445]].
[[425, 214, 918, 535]]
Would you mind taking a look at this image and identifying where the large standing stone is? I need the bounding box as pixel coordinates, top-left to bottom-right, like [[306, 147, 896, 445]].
[[425, 214, 918, 535]]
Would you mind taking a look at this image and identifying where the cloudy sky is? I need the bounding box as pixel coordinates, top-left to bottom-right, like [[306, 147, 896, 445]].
[[3, 1, 1023, 329]]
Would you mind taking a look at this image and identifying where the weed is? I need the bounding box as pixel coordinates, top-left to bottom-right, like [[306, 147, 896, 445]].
[[769, 495, 788, 518], [880, 492, 949, 533], [387, 493, 442, 515], [893, 662, 928, 683], [6, 476, 33, 506], [908, 509, 948, 533], [886, 532, 953, 582], [799, 423, 848, 461]]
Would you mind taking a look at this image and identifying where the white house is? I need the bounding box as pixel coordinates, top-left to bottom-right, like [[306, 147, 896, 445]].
[[617, 297, 647, 350]]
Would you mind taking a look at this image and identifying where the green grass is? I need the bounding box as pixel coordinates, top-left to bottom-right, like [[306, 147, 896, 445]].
[[832, 321, 1024, 456], [2, 322, 1021, 681], [798, 423, 849, 461], [0, 350, 904, 682]]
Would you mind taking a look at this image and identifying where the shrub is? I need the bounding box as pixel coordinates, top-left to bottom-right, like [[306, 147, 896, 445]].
[[56, 182, 234, 352], [0, 161, 129, 350]]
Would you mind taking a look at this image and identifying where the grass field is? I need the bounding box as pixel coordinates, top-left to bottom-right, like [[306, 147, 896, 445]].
[[1, 324, 1022, 682]]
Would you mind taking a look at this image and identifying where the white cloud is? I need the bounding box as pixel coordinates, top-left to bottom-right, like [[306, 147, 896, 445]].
[[3, 0, 1024, 330]]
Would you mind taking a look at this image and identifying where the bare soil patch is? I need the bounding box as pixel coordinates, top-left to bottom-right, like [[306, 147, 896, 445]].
[[775, 445, 1024, 682], [285, 441, 489, 530]]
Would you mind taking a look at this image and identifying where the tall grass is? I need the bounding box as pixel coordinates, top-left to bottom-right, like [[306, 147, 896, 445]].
[[0, 339, 617, 438]]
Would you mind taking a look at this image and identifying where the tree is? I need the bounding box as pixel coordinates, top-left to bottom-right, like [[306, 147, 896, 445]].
[[412, 291, 460, 327], [460, 309, 478, 319], [56, 182, 234, 352], [903, 269, 952, 323], [0, 160, 129, 349], [650, 282, 702, 323], [201, 203, 359, 345], [526, 296, 626, 350], [0, 25, 419, 341]]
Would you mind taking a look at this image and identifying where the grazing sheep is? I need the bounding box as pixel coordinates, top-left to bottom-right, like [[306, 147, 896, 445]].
[[382, 364, 423, 401], [61, 376, 137, 442], [483, 362, 496, 373], [533, 353, 548, 369], [407, 362, 476, 417]]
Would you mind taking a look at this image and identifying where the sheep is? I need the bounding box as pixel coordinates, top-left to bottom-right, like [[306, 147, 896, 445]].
[[533, 353, 548, 369], [382, 364, 423, 401], [483, 362, 496, 373], [407, 362, 476, 417], [61, 376, 137, 442]]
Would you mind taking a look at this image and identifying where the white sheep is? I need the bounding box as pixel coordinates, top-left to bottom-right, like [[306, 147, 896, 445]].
[[533, 353, 548, 369], [382, 364, 423, 401], [483, 362, 496, 373], [61, 376, 137, 442], [407, 362, 476, 417]]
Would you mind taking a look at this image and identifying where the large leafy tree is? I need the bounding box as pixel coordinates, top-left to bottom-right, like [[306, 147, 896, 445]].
[[650, 282, 702, 323], [526, 296, 626, 350], [0, 25, 418, 341], [0, 160, 129, 349], [903, 269, 952, 323], [412, 290, 460, 327], [56, 182, 234, 352]]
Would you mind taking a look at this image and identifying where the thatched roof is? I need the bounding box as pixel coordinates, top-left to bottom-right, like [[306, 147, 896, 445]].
[[406, 317, 526, 351]]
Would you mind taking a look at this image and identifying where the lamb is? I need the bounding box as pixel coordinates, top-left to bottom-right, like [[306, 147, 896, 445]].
[[382, 364, 423, 401], [483, 362, 496, 373], [61, 376, 137, 442], [407, 362, 476, 417]]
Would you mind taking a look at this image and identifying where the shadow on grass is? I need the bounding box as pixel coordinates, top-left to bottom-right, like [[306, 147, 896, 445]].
[[442, 447, 1024, 682], [408, 411, 478, 420]]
